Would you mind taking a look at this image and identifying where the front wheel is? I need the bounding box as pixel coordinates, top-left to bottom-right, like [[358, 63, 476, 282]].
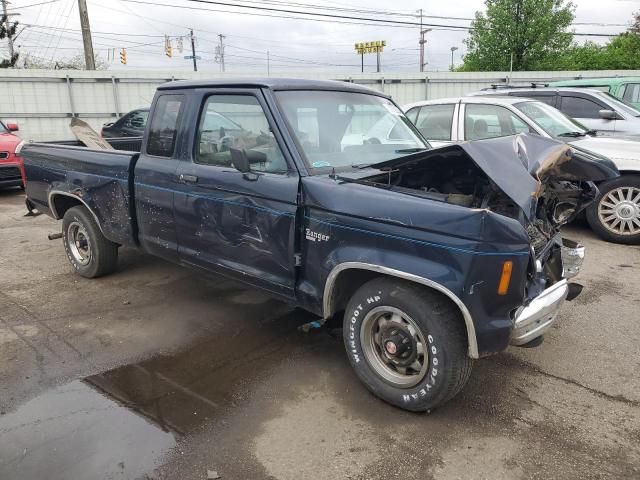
[[343, 277, 473, 412], [62, 206, 118, 278], [586, 175, 640, 244]]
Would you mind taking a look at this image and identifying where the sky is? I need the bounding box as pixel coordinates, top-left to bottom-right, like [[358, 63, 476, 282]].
[[4, 0, 640, 73]]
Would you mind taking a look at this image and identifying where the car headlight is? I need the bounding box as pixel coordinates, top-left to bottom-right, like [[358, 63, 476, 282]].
[[14, 140, 24, 156]]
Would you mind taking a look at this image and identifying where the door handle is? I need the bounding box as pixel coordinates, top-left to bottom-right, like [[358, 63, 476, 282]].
[[179, 174, 198, 184]]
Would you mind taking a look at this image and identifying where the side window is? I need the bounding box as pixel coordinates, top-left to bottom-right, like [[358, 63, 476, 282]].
[[405, 107, 420, 124], [414, 104, 454, 140], [124, 110, 148, 129], [195, 95, 287, 174], [622, 84, 640, 104], [146, 95, 184, 157], [464, 104, 533, 141], [560, 96, 603, 119]]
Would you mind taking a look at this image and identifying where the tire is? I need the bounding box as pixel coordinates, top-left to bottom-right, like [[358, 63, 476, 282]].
[[586, 175, 640, 245], [62, 206, 118, 278], [343, 277, 473, 412]]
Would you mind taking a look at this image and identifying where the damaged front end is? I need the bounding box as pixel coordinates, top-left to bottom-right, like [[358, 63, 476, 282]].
[[359, 134, 618, 346]]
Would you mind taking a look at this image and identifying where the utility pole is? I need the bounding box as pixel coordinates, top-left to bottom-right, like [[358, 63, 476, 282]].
[[1, 0, 14, 59], [419, 27, 431, 72], [217, 33, 225, 72], [418, 8, 423, 72], [77, 0, 95, 70], [450, 46, 458, 71], [266, 50, 270, 76], [190, 29, 197, 72]]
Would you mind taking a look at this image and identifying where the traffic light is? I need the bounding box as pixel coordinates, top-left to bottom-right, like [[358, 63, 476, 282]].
[[165, 36, 172, 58], [120, 48, 127, 65]]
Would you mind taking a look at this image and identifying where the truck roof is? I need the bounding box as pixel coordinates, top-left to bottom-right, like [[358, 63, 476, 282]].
[[159, 77, 387, 97]]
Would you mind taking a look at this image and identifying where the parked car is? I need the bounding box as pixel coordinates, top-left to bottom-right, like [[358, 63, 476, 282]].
[[471, 87, 640, 137], [101, 108, 149, 138], [22, 78, 617, 412], [548, 77, 640, 109], [0, 120, 25, 188], [404, 96, 640, 244]]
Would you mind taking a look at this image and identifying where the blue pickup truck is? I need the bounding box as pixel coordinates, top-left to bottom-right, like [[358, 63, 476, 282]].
[[22, 79, 618, 411]]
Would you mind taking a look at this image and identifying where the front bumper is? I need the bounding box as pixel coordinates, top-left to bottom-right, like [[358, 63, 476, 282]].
[[511, 279, 569, 346], [0, 164, 23, 187]]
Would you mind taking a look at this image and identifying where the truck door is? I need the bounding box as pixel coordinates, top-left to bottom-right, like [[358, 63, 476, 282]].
[[134, 93, 185, 262], [173, 90, 300, 299]]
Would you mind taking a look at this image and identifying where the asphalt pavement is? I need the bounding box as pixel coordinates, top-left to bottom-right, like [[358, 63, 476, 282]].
[[0, 187, 639, 480]]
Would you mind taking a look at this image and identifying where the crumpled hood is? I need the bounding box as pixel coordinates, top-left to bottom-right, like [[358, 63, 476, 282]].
[[370, 134, 619, 220]]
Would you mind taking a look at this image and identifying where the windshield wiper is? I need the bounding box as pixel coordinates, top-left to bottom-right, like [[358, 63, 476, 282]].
[[395, 147, 428, 153], [351, 163, 374, 169], [558, 131, 588, 138]]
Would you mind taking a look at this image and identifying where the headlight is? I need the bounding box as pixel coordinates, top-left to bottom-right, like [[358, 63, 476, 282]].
[[14, 140, 24, 156]]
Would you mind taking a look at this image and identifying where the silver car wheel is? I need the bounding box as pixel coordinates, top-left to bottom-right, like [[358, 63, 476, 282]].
[[67, 221, 92, 265], [360, 306, 429, 388], [598, 186, 640, 236]]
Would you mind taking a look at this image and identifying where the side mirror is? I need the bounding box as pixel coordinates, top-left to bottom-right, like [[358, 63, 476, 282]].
[[230, 148, 251, 173], [598, 109, 619, 121], [6, 122, 18, 132]]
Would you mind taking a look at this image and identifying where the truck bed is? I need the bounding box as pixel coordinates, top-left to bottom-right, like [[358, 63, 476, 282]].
[[22, 141, 140, 247]]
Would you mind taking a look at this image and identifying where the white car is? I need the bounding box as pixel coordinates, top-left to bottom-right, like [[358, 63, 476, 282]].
[[404, 96, 640, 244]]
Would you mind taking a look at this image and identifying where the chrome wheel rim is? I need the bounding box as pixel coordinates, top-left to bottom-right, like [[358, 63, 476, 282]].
[[598, 187, 640, 236], [67, 221, 91, 265], [360, 306, 429, 388]]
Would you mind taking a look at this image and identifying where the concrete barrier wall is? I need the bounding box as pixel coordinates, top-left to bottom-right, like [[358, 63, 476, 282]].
[[1, 69, 639, 142]]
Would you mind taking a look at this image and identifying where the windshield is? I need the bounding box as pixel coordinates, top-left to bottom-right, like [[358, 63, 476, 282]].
[[275, 90, 429, 171], [515, 101, 589, 137], [599, 91, 640, 117]]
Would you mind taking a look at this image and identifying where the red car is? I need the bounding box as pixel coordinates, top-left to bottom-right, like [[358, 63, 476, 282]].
[[0, 120, 25, 188]]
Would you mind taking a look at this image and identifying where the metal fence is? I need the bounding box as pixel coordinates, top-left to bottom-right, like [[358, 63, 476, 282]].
[[1, 69, 639, 142]]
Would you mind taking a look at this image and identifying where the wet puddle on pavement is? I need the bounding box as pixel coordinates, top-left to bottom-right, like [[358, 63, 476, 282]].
[[0, 308, 320, 480], [0, 379, 176, 480]]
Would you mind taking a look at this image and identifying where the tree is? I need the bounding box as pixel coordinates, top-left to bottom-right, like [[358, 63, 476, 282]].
[[630, 11, 640, 34], [0, 14, 19, 68], [23, 52, 108, 70], [459, 0, 575, 71]]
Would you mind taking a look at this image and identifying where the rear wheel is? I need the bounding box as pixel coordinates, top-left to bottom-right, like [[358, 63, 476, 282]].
[[343, 277, 473, 412], [587, 175, 640, 244], [62, 206, 118, 278]]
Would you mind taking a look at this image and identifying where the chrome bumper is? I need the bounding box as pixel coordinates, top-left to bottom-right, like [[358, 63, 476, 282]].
[[511, 280, 569, 346]]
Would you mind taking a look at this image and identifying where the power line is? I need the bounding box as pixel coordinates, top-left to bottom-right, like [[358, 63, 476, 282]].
[[120, 0, 626, 37], [6, 0, 61, 10]]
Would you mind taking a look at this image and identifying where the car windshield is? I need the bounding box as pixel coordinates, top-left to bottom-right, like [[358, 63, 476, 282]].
[[275, 90, 429, 171], [515, 101, 589, 137], [598, 91, 640, 117]]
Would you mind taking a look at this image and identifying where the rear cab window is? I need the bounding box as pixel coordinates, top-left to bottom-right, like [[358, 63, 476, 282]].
[[146, 94, 184, 157]]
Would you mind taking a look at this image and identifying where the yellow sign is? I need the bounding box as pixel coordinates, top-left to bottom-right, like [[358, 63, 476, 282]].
[[355, 40, 386, 55]]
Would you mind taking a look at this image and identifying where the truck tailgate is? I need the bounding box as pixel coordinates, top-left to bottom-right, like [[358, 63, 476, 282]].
[[23, 143, 138, 246]]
